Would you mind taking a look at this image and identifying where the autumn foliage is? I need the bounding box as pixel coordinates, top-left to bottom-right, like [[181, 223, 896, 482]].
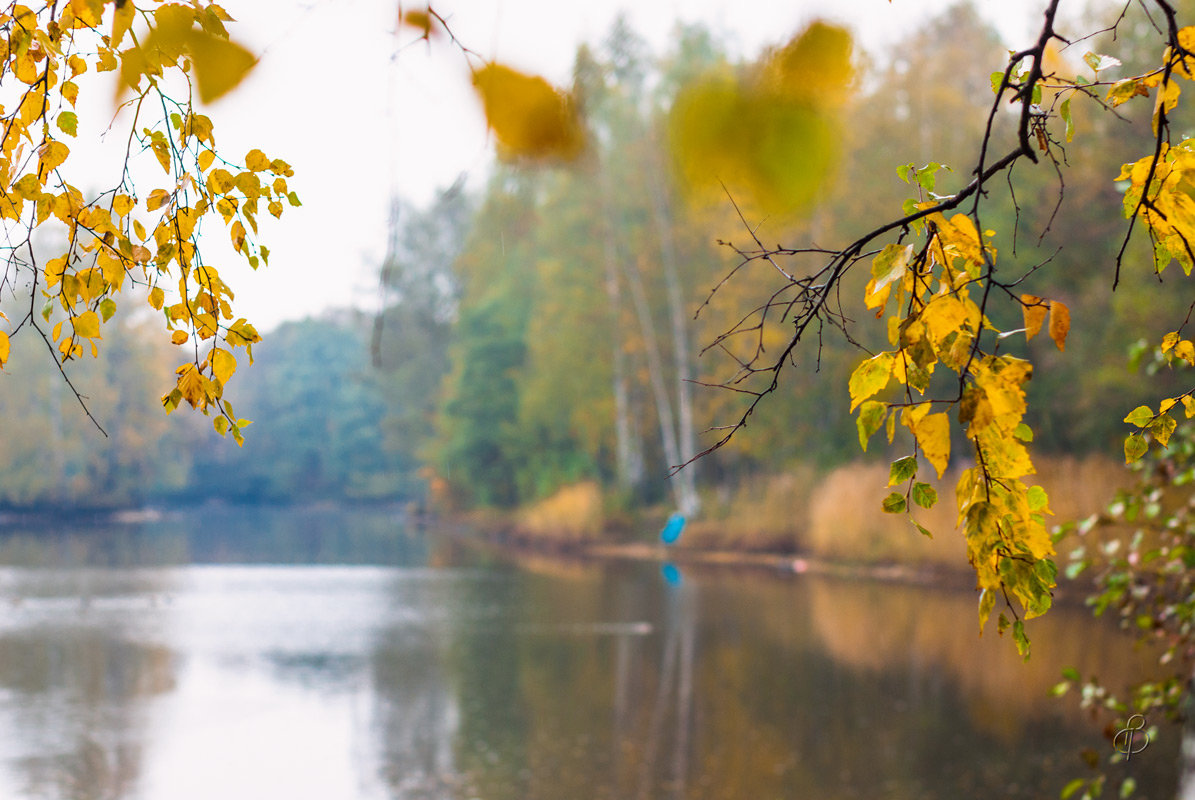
[[0, 0, 298, 442]]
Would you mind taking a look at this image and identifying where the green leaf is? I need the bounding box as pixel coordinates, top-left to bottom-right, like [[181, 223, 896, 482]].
[[57, 111, 78, 137], [978, 587, 995, 627], [911, 482, 937, 509], [1061, 778, 1087, 800], [1125, 433, 1148, 464], [1013, 422, 1034, 441], [1060, 97, 1074, 142], [856, 400, 886, 450], [1123, 405, 1154, 427], [889, 455, 918, 485], [1120, 777, 1137, 799], [98, 298, 117, 322], [913, 522, 933, 538], [1150, 413, 1177, 446], [881, 492, 906, 514], [1012, 619, 1030, 660], [1050, 680, 1071, 697], [1027, 485, 1048, 511]]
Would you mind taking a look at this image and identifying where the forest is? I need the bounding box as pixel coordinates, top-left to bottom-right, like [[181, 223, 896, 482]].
[[0, 3, 1183, 531]]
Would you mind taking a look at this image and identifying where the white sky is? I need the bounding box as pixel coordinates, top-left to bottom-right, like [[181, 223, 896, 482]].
[[201, 0, 1042, 330]]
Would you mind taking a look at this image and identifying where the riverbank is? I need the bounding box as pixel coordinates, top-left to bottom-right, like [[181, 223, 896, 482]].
[[448, 455, 1132, 594]]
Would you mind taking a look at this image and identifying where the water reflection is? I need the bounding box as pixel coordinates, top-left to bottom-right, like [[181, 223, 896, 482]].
[[0, 514, 1177, 799]]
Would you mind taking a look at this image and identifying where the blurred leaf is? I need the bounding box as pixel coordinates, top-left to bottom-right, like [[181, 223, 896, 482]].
[[668, 21, 852, 216], [472, 64, 584, 161], [185, 29, 257, 103]]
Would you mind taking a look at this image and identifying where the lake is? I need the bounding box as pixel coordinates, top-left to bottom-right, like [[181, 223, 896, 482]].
[[0, 505, 1178, 799]]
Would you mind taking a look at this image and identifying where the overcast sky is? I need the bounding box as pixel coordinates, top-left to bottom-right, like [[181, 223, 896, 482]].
[[203, 0, 1042, 330]]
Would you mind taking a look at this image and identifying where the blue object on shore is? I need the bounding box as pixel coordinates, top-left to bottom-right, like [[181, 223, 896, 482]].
[[661, 562, 683, 586], [659, 512, 686, 545]]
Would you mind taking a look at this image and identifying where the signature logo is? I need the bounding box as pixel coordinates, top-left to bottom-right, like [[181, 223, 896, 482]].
[[1113, 715, 1150, 759]]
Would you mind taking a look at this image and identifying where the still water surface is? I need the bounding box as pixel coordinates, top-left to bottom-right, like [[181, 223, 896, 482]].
[[0, 506, 1178, 799]]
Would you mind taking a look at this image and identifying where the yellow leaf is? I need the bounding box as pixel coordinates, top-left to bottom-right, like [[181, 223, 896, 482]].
[[176, 364, 207, 408], [1020, 294, 1046, 341], [207, 168, 235, 194], [198, 149, 216, 172], [96, 49, 117, 73], [112, 194, 134, 217], [111, 0, 135, 48], [472, 63, 584, 161], [227, 318, 260, 347], [922, 295, 969, 344], [151, 139, 171, 173], [171, 329, 188, 345], [848, 351, 895, 411], [1154, 79, 1182, 134], [230, 220, 246, 253], [73, 310, 101, 338], [1048, 300, 1070, 351], [1175, 339, 1195, 365], [760, 21, 854, 105], [913, 412, 951, 478], [149, 286, 165, 310], [183, 114, 215, 144], [69, 0, 102, 27], [184, 30, 257, 103], [0, 330, 9, 366], [37, 141, 69, 180], [399, 8, 438, 39], [211, 347, 236, 385], [245, 149, 269, 172], [147, 188, 171, 211], [865, 243, 912, 311], [1182, 395, 1195, 419], [68, 54, 88, 78], [14, 46, 38, 83], [1107, 78, 1149, 107]]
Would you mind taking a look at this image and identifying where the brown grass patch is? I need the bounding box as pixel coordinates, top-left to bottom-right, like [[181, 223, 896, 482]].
[[804, 455, 1130, 569], [513, 481, 605, 544], [683, 465, 817, 552]]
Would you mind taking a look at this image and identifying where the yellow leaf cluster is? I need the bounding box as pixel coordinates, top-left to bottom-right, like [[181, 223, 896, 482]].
[[1118, 141, 1195, 275], [850, 201, 1056, 634], [0, 1, 290, 444]]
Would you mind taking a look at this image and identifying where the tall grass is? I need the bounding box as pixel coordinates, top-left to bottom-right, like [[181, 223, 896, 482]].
[[495, 455, 1131, 571], [684, 465, 817, 552], [513, 481, 605, 545], [804, 455, 1128, 569]]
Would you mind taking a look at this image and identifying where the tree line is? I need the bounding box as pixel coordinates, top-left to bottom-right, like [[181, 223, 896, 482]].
[[0, 2, 1184, 515]]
